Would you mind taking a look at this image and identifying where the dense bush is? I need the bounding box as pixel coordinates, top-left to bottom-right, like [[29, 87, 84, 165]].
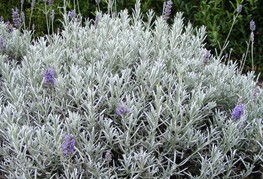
[[0, 22, 31, 60], [0, 1, 263, 178]]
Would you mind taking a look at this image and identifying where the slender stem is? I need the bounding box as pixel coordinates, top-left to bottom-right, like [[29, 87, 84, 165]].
[[240, 39, 251, 74], [76, 0, 81, 16], [51, 18, 54, 34], [29, 8, 34, 30], [20, 3, 26, 30], [44, 3, 50, 35], [51, 88, 55, 114], [251, 39, 254, 71], [114, 0, 117, 13], [20, 3, 23, 12], [218, 14, 238, 59], [73, 0, 76, 10]]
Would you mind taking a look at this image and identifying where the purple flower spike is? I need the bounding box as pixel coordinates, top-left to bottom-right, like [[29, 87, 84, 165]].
[[203, 49, 211, 64], [43, 67, 56, 87], [50, 9, 55, 21], [0, 36, 5, 50], [31, 0, 35, 9], [48, 0, 54, 6], [250, 20, 256, 32], [237, 5, 242, 13], [21, 12, 25, 24], [105, 150, 112, 162], [11, 8, 22, 28], [231, 104, 245, 120], [63, 134, 76, 156], [162, 0, 173, 21], [116, 103, 131, 116], [68, 10, 76, 19]]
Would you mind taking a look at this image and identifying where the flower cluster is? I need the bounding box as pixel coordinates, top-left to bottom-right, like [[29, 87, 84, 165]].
[[105, 150, 112, 162], [43, 67, 56, 87], [237, 5, 242, 13], [11, 8, 22, 28], [116, 103, 131, 116], [108, 0, 114, 7], [48, 0, 54, 7], [4, 21, 14, 33], [63, 134, 76, 156], [68, 10, 76, 19], [202, 49, 211, 64], [250, 20, 256, 42], [0, 36, 4, 50], [231, 104, 245, 120], [20, 12, 25, 24], [162, 0, 173, 20], [50, 10, 55, 21], [250, 20, 256, 32], [31, 0, 35, 9]]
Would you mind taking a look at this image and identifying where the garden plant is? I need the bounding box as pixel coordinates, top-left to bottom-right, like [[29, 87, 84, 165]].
[[0, 0, 262, 178]]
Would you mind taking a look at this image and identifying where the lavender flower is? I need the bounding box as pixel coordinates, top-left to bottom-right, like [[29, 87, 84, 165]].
[[250, 20, 256, 31], [20, 11, 25, 23], [94, 13, 100, 28], [252, 87, 260, 102], [31, 0, 35, 9], [50, 9, 55, 21], [231, 104, 245, 119], [95, 0, 101, 4], [5, 21, 14, 33], [68, 10, 76, 19], [63, 134, 76, 156], [0, 36, 5, 50], [203, 49, 211, 64], [162, 0, 173, 20], [43, 67, 56, 86], [116, 103, 131, 116], [237, 5, 242, 13], [105, 150, 112, 162], [250, 32, 254, 42], [108, 0, 114, 7], [48, 0, 54, 6], [11, 8, 22, 28]]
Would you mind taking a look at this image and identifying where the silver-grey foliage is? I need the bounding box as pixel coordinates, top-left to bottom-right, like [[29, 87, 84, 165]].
[[0, 22, 31, 60], [0, 1, 262, 178]]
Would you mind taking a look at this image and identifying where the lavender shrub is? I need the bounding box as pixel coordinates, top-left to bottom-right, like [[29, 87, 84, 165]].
[[0, 1, 262, 178]]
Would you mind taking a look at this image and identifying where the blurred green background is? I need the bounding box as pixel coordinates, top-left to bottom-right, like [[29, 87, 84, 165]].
[[0, 0, 262, 78]]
